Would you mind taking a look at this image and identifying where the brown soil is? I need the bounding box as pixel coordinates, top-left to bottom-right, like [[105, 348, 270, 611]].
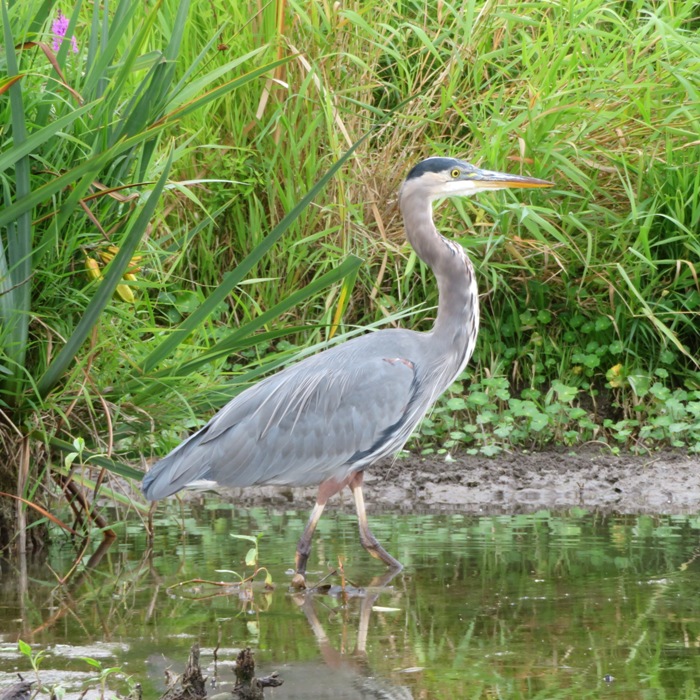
[[224, 448, 700, 515]]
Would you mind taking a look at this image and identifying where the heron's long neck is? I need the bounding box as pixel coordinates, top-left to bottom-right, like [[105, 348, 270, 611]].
[[400, 193, 480, 374]]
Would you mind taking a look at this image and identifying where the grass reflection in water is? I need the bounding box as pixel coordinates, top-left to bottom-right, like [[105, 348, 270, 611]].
[[2, 507, 700, 699]]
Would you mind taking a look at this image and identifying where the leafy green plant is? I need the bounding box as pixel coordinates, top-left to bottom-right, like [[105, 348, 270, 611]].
[[166, 531, 274, 607], [412, 371, 700, 456], [17, 638, 46, 680], [17, 639, 133, 700], [226, 532, 274, 587], [81, 656, 133, 700]]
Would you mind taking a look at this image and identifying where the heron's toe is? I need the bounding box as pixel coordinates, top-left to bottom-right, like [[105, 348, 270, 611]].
[[290, 572, 307, 589]]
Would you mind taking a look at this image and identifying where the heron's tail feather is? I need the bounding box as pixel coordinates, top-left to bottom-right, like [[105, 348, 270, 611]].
[[141, 425, 213, 501]]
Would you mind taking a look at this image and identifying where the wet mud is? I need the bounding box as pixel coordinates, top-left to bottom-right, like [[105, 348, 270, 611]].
[[223, 448, 700, 515]]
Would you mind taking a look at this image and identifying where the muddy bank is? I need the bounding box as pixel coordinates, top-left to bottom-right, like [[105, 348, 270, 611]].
[[221, 448, 700, 515]]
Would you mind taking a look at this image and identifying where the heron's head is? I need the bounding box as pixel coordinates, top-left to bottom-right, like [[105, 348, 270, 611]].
[[400, 156, 553, 202]]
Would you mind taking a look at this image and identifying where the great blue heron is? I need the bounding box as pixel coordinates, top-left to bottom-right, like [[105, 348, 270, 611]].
[[142, 157, 553, 586]]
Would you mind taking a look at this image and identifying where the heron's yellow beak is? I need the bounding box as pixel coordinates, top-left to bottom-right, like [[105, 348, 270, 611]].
[[472, 167, 554, 189]]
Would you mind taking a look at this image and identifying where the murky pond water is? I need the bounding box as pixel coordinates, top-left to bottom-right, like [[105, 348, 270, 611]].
[[2, 504, 700, 698]]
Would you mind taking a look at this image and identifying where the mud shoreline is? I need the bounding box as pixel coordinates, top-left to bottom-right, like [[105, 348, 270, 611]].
[[219, 448, 700, 515]]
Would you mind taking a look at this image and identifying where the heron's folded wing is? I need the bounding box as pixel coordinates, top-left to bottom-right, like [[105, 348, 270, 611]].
[[201, 353, 419, 486], [140, 352, 419, 499]]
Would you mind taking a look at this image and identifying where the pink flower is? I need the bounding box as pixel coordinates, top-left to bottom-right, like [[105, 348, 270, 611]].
[[51, 12, 78, 54]]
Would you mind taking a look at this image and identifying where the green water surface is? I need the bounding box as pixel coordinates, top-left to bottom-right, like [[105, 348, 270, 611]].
[[2, 505, 700, 698]]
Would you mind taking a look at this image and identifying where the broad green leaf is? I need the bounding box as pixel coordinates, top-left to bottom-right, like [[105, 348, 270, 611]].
[[1, 0, 32, 397], [231, 534, 259, 544], [0, 102, 97, 175]]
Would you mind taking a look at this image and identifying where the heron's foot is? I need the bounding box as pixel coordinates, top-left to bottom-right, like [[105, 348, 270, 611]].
[[293, 549, 310, 589], [291, 572, 307, 589]]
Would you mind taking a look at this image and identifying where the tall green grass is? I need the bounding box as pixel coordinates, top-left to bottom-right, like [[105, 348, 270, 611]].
[[1, 0, 698, 536], [0, 0, 368, 539], [163, 0, 699, 449]]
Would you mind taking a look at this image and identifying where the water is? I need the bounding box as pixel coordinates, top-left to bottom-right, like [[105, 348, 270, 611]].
[[1, 505, 700, 698]]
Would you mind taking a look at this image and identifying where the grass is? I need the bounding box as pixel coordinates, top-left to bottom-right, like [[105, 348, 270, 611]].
[[156, 0, 699, 449], [0, 0, 699, 539], [0, 0, 365, 539]]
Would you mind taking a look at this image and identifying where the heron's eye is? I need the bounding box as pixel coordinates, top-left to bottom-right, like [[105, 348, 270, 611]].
[[450, 168, 461, 179]]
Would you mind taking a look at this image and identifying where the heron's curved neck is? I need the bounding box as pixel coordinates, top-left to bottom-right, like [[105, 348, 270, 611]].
[[400, 193, 480, 367]]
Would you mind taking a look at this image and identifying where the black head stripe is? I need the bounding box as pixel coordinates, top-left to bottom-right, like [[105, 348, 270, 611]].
[[406, 157, 468, 180]]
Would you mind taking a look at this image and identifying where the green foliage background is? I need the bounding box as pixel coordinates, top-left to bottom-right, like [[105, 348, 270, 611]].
[[1, 0, 699, 516]]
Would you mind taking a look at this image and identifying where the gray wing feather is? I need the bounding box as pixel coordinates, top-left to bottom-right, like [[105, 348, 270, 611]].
[[141, 348, 418, 500]]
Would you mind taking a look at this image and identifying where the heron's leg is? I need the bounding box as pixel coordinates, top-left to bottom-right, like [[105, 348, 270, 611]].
[[349, 472, 403, 570], [293, 501, 326, 587], [292, 476, 350, 588]]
